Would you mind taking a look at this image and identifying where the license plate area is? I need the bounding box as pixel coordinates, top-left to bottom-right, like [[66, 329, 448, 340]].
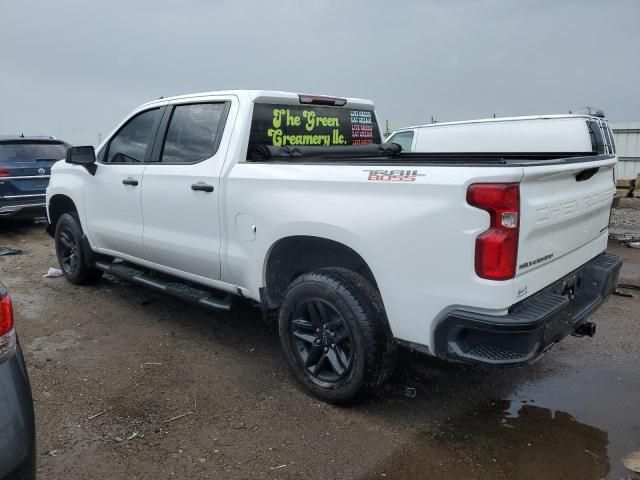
[[7, 178, 49, 193]]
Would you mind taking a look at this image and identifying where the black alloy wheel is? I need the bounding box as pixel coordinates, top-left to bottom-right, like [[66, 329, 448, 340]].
[[289, 298, 353, 386], [54, 213, 103, 285], [57, 226, 79, 275], [278, 268, 397, 403]]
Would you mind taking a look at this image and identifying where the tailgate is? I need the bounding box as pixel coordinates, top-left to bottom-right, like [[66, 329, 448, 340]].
[[0, 161, 53, 200], [3, 162, 52, 194], [0, 141, 66, 198], [516, 156, 616, 298]]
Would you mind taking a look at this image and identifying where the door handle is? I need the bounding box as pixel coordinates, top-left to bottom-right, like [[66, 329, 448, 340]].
[[122, 177, 139, 186], [191, 182, 214, 192]]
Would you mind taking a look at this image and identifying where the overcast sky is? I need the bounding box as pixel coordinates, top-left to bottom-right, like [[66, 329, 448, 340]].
[[1, 0, 638, 145]]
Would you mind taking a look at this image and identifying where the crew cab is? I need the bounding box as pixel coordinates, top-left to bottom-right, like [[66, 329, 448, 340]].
[[46, 90, 621, 403], [0, 136, 68, 219]]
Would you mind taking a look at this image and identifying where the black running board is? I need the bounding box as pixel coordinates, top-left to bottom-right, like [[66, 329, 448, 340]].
[[95, 261, 232, 312]]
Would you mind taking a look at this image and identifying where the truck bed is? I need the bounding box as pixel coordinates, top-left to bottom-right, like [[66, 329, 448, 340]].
[[248, 144, 608, 166]]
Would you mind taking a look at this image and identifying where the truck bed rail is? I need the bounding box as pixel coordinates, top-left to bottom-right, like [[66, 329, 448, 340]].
[[248, 143, 608, 166]]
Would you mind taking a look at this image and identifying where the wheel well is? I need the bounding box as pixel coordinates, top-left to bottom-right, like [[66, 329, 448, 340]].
[[263, 236, 378, 309], [48, 195, 78, 228]]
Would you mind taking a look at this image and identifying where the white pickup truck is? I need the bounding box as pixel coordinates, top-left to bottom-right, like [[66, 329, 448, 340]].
[[46, 90, 622, 403]]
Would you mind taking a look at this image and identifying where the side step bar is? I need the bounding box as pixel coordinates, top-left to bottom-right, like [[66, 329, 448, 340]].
[[95, 261, 232, 312]]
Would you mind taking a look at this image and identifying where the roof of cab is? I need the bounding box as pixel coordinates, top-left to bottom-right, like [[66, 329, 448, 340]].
[[139, 90, 374, 110]]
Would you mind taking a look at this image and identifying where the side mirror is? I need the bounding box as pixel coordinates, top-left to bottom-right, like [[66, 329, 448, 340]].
[[66, 146, 96, 165], [66, 146, 97, 175]]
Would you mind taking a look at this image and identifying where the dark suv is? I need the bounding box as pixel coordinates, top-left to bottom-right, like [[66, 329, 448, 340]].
[[0, 136, 68, 220]]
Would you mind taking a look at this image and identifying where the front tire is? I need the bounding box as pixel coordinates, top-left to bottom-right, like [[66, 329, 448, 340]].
[[54, 213, 103, 285], [278, 268, 396, 404]]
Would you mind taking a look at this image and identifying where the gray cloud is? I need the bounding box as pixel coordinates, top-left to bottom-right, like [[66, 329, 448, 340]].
[[1, 0, 638, 144]]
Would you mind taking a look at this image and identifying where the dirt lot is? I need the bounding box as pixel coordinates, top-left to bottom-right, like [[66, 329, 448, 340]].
[[1, 222, 639, 480]]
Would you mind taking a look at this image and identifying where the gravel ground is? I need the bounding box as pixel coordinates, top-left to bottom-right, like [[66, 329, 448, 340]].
[[610, 198, 640, 238], [0, 222, 639, 480]]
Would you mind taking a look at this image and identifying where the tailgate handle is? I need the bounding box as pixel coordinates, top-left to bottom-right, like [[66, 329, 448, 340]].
[[575, 167, 599, 182]]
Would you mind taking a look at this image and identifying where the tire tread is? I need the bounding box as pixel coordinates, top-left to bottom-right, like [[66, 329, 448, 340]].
[[279, 267, 396, 403], [54, 213, 103, 285]]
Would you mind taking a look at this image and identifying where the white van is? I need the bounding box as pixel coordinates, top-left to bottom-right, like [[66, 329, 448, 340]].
[[387, 114, 616, 155]]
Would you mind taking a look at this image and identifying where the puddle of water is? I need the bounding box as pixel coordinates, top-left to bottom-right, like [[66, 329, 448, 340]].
[[372, 367, 639, 480], [507, 367, 640, 480]]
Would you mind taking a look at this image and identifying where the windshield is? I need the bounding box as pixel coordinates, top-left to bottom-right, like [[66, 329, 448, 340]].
[[0, 142, 67, 163], [248, 103, 381, 159], [387, 131, 414, 152]]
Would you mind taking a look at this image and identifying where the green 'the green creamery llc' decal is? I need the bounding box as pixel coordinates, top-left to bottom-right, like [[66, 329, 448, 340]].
[[268, 108, 344, 146], [248, 103, 381, 156]]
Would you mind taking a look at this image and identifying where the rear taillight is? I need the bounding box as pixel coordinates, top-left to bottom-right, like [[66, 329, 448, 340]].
[[467, 183, 520, 281], [0, 295, 16, 361], [0, 168, 10, 177], [0, 296, 13, 336]]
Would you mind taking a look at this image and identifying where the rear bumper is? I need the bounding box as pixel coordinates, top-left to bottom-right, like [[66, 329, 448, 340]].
[[0, 202, 46, 218], [434, 252, 622, 365]]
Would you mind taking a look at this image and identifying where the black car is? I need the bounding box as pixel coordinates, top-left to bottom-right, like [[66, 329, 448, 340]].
[[0, 136, 68, 220], [0, 282, 36, 479]]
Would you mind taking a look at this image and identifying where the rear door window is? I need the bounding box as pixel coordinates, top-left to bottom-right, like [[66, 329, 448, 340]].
[[0, 142, 67, 163], [160, 103, 227, 164], [387, 131, 414, 152], [248, 103, 381, 159]]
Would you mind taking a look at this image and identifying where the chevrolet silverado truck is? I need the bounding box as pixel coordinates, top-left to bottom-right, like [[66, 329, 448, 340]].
[[46, 90, 622, 403]]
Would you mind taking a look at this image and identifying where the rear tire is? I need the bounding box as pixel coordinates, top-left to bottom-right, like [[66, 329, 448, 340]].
[[278, 267, 396, 404], [54, 213, 103, 285]]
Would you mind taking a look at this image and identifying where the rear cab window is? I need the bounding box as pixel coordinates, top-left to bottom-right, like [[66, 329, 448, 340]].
[[247, 98, 381, 160]]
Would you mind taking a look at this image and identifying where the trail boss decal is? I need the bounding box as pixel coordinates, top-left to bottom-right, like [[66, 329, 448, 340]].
[[363, 169, 425, 182]]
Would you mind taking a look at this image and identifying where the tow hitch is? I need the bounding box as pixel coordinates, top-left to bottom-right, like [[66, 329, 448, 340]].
[[573, 321, 596, 337], [562, 279, 597, 337]]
